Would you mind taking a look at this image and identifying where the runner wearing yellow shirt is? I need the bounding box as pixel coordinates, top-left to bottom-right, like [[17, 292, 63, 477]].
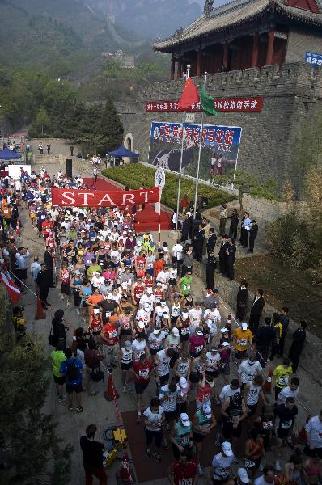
[[233, 322, 253, 360], [273, 358, 293, 401]]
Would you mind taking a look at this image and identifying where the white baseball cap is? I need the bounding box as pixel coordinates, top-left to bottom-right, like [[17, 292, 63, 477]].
[[138, 321, 145, 329], [221, 341, 230, 347], [221, 327, 229, 333], [241, 322, 248, 330], [172, 327, 179, 336], [238, 468, 249, 483], [222, 441, 233, 456], [196, 329, 203, 336], [153, 328, 160, 334], [93, 308, 100, 315], [180, 413, 190, 427]]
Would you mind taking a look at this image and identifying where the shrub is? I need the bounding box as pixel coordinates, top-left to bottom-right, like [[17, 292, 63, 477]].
[[266, 211, 320, 270], [102, 164, 234, 210]]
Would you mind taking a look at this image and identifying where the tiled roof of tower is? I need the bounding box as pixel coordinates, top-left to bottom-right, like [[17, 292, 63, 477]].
[[153, 0, 322, 52]]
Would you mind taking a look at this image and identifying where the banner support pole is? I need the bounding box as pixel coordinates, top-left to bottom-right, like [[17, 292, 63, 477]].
[[175, 115, 186, 231], [193, 72, 207, 219]]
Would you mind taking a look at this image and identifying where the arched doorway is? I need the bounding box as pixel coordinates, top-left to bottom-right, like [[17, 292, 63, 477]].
[[124, 133, 133, 152]]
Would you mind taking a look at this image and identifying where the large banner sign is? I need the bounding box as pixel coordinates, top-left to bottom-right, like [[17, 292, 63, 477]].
[[148, 121, 242, 180], [52, 187, 160, 207], [145, 96, 263, 113]]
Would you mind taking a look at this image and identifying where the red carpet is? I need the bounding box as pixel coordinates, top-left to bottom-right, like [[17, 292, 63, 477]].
[[83, 177, 171, 232], [122, 411, 173, 483]]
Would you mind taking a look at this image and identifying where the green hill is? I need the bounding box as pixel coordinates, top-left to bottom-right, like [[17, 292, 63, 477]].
[[0, 0, 142, 78]]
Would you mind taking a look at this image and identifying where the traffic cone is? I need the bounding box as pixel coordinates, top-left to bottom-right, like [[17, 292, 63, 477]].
[[104, 370, 119, 401], [35, 296, 46, 320]]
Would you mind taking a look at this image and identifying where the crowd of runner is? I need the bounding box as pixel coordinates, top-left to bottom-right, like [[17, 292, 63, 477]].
[[0, 166, 321, 485]]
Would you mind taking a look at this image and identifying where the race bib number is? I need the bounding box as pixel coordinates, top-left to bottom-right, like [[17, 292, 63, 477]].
[[195, 345, 204, 353], [138, 368, 149, 379]]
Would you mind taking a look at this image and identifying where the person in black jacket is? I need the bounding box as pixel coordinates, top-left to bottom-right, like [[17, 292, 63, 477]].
[[218, 234, 229, 275], [289, 320, 307, 372], [206, 250, 216, 291], [236, 280, 249, 322], [52, 309, 68, 350], [44, 247, 54, 287], [229, 209, 239, 239], [255, 317, 276, 362], [206, 228, 217, 255], [36, 263, 51, 308], [249, 289, 265, 332], [193, 226, 205, 262], [226, 238, 236, 280], [248, 220, 258, 253], [80, 424, 107, 485]]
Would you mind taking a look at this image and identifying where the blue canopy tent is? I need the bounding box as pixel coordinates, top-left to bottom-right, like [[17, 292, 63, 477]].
[[108, 146, 139, 166], [108, 146, 139, 158], [0, 148, 22, 161]]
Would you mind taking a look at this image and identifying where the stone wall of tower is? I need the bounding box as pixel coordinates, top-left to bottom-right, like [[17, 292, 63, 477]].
[[116, 62, 322, 193], [286, 29, 322, 63]]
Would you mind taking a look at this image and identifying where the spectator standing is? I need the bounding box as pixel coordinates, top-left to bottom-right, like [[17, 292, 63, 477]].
[[249, 289, 265, 332], [80, 424, 107, 485], [305, 411, 322, 458], [288, 320, 307, 372], [61, 348, 84, 413], [219, 203, 228, 236]]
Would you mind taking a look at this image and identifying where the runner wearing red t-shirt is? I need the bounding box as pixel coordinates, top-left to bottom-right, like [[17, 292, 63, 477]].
[[170, 452, 198, 485], [135, 253, 146, 278], [132, 353, 153, 421], [101, 321, 119, 369], [131, 278, 145, 305], [41, 217, 54, 238]]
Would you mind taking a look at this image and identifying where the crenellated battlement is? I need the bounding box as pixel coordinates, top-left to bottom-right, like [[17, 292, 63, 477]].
[[139, 62, 322, 100]]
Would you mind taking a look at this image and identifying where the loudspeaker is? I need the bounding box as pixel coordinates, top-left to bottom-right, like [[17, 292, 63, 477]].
[[66, 158, 72, 178]]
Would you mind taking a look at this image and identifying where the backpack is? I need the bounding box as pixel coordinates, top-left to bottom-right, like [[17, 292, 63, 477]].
[[67, 359, 79, 381]]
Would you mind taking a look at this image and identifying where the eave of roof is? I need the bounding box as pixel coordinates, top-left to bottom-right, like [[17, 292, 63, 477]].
[[154, 0, 322, 52]]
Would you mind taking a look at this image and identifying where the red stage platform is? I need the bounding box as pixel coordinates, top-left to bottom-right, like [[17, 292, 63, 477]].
[[83, 177, 171, 232]]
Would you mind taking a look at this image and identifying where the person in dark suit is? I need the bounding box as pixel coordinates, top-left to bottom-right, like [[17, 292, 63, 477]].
[[248, 220, 258, 252], [44, 247, 55, 287], [218, 235, 229, 275], [36, 264, 51, 308], [236, 279, 249, 322], [193, 226, 205, 262], [229, 209, 239, 239], [255, 317, 276, 362], [206, 228, 217, 255], [249, 289, 265, 332], [206, 250, 216, 290], [289, 320, 307, 372], [226, 238, 236, 280]]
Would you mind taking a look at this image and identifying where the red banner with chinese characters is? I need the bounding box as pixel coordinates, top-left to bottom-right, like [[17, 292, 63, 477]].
[[213, 97, 263, 112], [52, 187, 160, 207], [145, 96, 264, 113], [146, 101, 201, 112]]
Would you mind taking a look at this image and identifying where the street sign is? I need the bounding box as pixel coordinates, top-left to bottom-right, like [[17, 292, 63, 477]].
[[305, 52, 322, 66]]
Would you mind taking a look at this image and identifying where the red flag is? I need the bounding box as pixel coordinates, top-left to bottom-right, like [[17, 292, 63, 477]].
[[1, 271, 21, 304], [178, 78, 200, 110]]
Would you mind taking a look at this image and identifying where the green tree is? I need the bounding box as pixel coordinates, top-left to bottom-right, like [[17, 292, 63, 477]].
[[0, 289, 71, 484], [35, 107, 50, 136]]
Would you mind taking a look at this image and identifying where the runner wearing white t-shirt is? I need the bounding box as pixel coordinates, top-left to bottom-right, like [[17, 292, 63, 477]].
[[238, 357, 262, 387]]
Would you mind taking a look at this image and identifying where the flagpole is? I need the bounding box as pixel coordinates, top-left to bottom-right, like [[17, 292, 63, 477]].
[[175, 65, 190, 231], [193, 72, 207, 218]]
